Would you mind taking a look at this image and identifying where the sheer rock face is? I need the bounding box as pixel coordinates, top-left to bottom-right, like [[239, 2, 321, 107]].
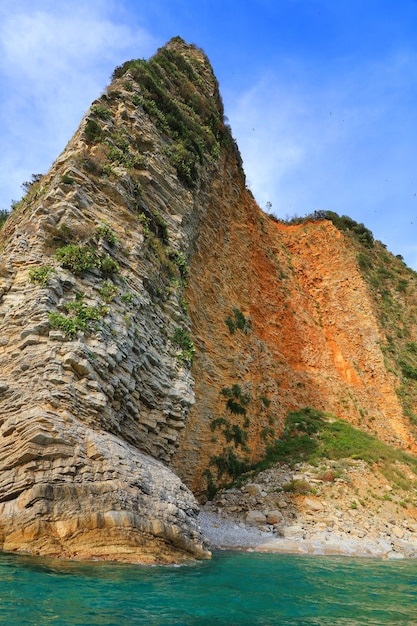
[[175, 172, 417, 495], [0, 38, 221, 562], [0, 37, 416, 561], [0, 419, 206, 562]]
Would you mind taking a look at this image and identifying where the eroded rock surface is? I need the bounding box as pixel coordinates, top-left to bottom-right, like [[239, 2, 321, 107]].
[[0, 37, 226, 562], [202, 460, 417, 559], [1, 36, 417, 562], [0, 419, 208, 562]]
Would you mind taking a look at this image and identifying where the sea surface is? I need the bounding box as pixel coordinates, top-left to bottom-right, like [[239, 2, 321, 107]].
[[0, 550, 416, 625]]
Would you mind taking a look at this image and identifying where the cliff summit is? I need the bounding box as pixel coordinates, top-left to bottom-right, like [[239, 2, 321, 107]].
[[1, 37, 417, 563]]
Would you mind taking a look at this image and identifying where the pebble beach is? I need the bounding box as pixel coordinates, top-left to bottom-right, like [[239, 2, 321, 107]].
[[200, 460, 417, 559]]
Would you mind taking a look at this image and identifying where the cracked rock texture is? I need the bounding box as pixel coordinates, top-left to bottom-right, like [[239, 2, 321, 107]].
[[0, 37, 417, 562], [0, 38, 221, 563]]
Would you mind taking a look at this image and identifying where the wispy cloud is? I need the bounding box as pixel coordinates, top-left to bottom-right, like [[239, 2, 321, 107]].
[[227, 49, 417, 266], [2, 1, 417, 269], [0, 0, 156, 206]]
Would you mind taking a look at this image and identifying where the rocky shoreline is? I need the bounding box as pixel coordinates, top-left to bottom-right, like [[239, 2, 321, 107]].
[[200, 460, 417, 559]]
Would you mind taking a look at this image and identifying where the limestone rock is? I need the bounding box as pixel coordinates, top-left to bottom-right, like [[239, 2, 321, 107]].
[[391, 525, 405, 539], [303, 498, 324, 513], [0, 37, 225, 563], [407, 522, 417, 533], [1, 35, 417, 564], [280, 525, 305, 539], [246, 510, 267, 526], [0, 412, 210, 563], [244, 484, 263, 496], [266, 510, 282, 525]]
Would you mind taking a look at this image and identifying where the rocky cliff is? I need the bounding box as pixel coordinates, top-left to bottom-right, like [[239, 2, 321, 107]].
[[0, 37, 416, 563]]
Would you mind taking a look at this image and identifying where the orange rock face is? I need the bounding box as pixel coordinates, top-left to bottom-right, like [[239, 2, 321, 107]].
[[1, 37, 416, 561], [173, 161, 417, 495]]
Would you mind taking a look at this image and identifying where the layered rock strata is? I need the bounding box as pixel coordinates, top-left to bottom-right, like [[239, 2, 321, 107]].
[[0, 37, 416, 562], [0, 37, 226, 562]]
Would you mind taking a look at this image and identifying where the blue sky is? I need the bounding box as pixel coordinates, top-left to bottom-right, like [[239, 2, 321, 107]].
[[2, 1, 417, 267]]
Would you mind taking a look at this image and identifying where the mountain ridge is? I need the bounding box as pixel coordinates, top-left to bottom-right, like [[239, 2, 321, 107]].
[[0, 37, 416, 562]]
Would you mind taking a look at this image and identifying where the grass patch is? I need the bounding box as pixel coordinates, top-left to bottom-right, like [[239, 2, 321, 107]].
[[253, 407, 417, 490], [49, 300, 108, 339], [96, 222, 118, 246], [99, 280, 118, 303], [84, 118, 103, 143], [209, 447, 250, 480], [100, 255, 119, 275], [55, 244, 119, 276], [55, 244, 100, 274], [221, 384, 251, 417], [28, 265, 56, 286], [0, 209, 10, 230], [225, 307, 251, 334], [282, 479, 312, 494], [169, 250, 189, 283], [60, 173, 75, 185], [171, 327, 195, 365], [90, 104, 113, 120], [210, 417, 249, 450]]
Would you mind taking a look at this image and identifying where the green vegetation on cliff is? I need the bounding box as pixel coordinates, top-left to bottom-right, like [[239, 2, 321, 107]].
[[264, 407, 416, 486], [275, 209, 417, 433], [354, 250, 417, 427], [327, 215, 417, 431], [0, 210, 9, 230], [265, 407, 417, 491], [205, 405, 417, 496], [111, 36, 241, 186]]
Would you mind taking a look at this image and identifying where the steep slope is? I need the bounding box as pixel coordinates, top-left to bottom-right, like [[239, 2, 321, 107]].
[[0, 37, 231, 562], [175, 194, 417, 496], [0, 37, 416, 561]]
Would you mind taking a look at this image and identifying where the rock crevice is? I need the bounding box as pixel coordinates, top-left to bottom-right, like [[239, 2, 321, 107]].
[[0, 37, 416, 562]]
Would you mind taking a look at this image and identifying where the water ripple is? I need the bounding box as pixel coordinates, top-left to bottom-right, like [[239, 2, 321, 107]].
[[0, 552, 415, 625]]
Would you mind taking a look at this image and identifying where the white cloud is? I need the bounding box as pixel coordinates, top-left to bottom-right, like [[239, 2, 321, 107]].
[[0, 0, 157, 207], [226, 50, 417, 267], [227, 76, 308, 209], [0, 5, 149, 82]]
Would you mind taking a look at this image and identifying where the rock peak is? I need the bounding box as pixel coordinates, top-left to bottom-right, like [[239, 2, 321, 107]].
[[0, 38, 417, 565], [164, 36, 211, 67]]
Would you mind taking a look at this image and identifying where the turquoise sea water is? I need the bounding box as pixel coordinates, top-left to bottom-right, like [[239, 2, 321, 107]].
[[0, 551, 416, 625]]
